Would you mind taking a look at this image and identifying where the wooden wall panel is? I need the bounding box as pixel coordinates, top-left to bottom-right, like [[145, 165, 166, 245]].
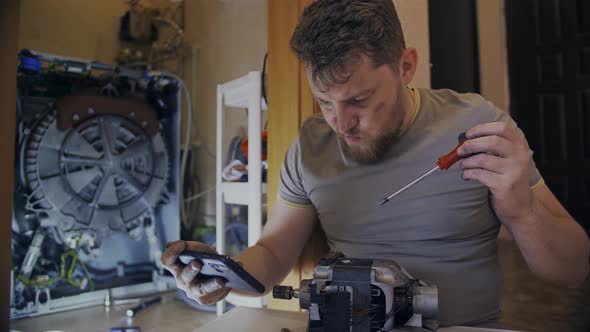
[[298, 0, 319, 122], [266, 0, 325, 311], [0, 1, 19, 329], [296, 0, 325, 281], [267, 0, 301, 213], [266, 0, 303, 311]]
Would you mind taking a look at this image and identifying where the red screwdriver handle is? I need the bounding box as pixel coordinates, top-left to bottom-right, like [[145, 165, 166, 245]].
[[436, 132, 467, 170]]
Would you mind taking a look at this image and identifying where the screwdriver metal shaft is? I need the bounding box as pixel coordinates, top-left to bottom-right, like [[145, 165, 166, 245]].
[[378, 165, 440, 206], [378, 132, 468, 206]]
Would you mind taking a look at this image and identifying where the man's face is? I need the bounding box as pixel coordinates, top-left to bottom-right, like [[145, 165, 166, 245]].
[[308, 54, 413, 163]]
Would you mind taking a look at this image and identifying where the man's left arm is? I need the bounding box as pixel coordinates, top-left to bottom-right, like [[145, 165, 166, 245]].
[[458, 122, 590, 287]]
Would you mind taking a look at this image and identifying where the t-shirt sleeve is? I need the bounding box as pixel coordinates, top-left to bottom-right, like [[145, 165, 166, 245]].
[[278, 137, 314, 207], [491, 103, 544, 191]]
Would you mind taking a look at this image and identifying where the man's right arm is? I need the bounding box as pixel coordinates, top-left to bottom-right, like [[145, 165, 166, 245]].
[[232, 199, 317, 294], [161, 198, 317, 304]]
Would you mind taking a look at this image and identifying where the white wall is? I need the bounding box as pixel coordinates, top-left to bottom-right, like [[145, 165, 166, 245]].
[[476, 0, 510, 112], [395, 0, 431, 88], [18, 0, 127, 64], [183, 0, 268, 221]]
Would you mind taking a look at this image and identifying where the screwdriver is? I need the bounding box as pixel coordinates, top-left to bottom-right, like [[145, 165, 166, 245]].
[[378, 132, 468, 206]]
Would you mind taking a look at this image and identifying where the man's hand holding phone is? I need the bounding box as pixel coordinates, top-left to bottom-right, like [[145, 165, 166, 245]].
[[161, 240, 230, 305]]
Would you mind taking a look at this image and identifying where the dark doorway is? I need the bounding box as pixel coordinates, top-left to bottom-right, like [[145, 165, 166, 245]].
[[506, 0, 590, 232], [428, 0, 480, 93]]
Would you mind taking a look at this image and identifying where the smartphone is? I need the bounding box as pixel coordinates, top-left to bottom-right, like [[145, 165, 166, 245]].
[[177, 251, 265, 294]]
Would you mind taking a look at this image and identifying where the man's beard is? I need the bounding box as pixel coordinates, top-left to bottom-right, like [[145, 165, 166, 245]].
[[338, 83, 409, 163], [340, 129, 398, 163]]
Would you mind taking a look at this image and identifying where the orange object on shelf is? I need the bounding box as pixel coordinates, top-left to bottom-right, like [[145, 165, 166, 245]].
[[240, 130, 268, 160]]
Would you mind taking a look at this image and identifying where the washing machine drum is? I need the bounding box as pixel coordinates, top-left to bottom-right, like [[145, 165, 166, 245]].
[[20, 94, 170, 246]]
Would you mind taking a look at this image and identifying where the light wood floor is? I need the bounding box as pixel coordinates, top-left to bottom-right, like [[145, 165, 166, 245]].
[[499, 239, 590, 332]]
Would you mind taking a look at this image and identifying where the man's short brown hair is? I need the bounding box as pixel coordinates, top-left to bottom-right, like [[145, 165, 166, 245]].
[[290, 0, 406, 87]]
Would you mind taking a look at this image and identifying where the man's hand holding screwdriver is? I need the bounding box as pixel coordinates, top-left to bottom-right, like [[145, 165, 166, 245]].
[[458, 121, 535, 226], [379, 121, 535, 228]]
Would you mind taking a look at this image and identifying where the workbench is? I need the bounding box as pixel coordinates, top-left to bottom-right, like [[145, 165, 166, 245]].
[[9, 291, 216, 332], [10, 291, 522, 332], [195, 306, 523, 332]]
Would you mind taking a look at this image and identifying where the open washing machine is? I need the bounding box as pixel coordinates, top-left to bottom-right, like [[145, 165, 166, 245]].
[[11, 50, 181, 318]]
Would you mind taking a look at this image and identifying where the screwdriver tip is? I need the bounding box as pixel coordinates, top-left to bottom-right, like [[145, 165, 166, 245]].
[[378, 198, 389, 206]]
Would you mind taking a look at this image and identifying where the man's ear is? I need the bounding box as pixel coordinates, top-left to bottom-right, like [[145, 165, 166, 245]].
[[399, 47, 418, 85]]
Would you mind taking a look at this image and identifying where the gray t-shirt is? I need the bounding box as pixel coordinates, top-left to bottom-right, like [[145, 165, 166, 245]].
[[279, 88, 543, 326]]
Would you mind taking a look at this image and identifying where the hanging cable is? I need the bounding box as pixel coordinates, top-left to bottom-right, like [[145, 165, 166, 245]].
[[149, 71, 192, 229], [261, 52, 268, 108], [184, 186, 215, 203]]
